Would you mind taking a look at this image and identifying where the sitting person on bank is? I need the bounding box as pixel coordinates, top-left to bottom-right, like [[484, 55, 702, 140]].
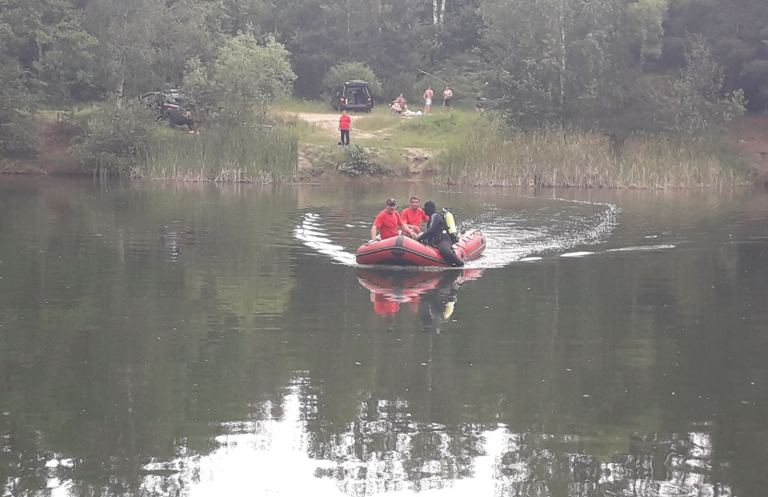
[[395, 93, 407, 110], [401, 196, 429, 235], [370, 198, 416, 241], [416, 201, 464, 266]]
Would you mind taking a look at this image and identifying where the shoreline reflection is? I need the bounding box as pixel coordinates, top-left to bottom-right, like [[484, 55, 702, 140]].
[[131, 374, 732, 497]]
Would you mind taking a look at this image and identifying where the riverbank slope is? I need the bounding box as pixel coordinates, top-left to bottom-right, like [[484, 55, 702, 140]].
[[3, 105, 767, 188]]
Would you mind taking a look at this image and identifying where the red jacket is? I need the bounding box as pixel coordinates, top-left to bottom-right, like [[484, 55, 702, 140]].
[[339, 114, 351, 130]]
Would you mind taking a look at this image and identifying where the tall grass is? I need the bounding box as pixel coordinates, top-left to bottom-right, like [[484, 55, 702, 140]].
[[143, 123, 298, 183], [439, 125, 753, 189]]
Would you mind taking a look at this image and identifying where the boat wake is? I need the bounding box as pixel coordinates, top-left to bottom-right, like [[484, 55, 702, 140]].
[[293, 213, 357, 266], [472, 199, 620, 267], [295, 198, 670, 269]]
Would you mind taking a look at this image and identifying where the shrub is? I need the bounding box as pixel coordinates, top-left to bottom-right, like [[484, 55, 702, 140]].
[[337, 145, 383, 176], [72, 103, 155, 175], [322, 62, 382, 97]]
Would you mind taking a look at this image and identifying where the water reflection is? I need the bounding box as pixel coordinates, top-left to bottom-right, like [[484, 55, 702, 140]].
[[129, 374, 731, 497], [1, 180, 766, 497], [356, 269, 484, 330]]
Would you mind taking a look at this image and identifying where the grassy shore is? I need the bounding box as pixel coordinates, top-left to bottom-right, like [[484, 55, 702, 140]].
[[439, 124, 753, 188], [24, 99, 757, 188], [275, 98, 754, 189], [143, 123, 298, 183]]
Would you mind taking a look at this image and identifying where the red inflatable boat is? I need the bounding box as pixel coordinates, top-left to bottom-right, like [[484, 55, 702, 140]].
[[355, 230, 486, 267]]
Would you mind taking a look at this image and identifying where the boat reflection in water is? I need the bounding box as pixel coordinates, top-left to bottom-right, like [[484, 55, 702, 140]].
[[356, 269, 484, 330]]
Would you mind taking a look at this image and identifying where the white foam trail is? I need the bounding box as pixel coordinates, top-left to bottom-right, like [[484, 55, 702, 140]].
[[471, 199, 620, 268], [606, 244, 675, 252], [560, 251, 595, 258], [294, 213, 357, 266]]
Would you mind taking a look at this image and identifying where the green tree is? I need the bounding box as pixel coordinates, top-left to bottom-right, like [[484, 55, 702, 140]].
[[83, 0, 216, 106], [661, 0, 768, 111], [481, 0, 631, 126], [321, 62, 382, 97], [0, 0, 97, 102], [627, 0, 668, 67], [184, 34, 296, 123], [0, 56, 37, 158]]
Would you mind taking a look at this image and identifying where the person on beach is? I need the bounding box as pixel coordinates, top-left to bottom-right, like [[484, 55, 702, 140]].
[[338, 110, 351, 146], [423, 86, 434, 114], [442, 85, 453, 108]]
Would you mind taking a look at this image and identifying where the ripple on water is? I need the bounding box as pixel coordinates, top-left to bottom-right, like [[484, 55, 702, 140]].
[[606, 244, 676, 252]]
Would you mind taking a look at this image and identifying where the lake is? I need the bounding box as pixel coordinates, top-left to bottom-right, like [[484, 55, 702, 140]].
[[0, 177, 766, 497]]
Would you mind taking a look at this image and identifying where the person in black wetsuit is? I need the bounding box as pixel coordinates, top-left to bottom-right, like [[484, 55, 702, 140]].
[[416, 201, 464, 267]]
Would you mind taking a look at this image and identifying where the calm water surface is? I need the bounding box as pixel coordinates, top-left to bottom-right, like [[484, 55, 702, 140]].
[[0, 177, 766, 497]]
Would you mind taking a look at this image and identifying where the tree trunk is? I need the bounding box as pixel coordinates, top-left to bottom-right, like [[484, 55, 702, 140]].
[[558, 0, 566, 118], [346, 0, 352, 56], [116, 54, 125, 109], [433, 0, 438, 25], [439, 0, 446, 26]]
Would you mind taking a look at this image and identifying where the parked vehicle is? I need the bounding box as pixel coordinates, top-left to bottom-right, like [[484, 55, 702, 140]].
[[139, 88, 193, 120], [140, 89, 196, 130], [331, 80, 374, 112]]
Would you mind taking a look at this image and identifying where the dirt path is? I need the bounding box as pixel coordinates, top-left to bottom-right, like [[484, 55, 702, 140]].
[[290, 112, 383, 139]]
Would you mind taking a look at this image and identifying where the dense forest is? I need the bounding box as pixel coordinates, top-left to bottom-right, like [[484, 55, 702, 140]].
[[1, 0, 767, 168]]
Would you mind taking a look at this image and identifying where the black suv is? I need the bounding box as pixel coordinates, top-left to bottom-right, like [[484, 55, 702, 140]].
[[332, 80, 374, 112], [140, 89, 196, 129]]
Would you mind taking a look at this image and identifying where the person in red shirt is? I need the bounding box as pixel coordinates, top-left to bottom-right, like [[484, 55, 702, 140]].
[[400, 195, 429, 235], [338, 110, 351, 146], [370, 198, 415, 240]]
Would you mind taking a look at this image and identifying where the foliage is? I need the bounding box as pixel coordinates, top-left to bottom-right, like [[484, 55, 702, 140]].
[[439, 123, 752, 188], [0, 56, 37, 158], [626, 0, 668, 64], [184, 34, 296, 124], [0, 0, 98, 103], [72, 103, 155, 175], [337, 145, 383, 177], [143, 121, 298, 183], [0, 0, 766, 174], [83, 0, 216, 105], [321, 62, 383, 97], [624, 37, 746, 134]]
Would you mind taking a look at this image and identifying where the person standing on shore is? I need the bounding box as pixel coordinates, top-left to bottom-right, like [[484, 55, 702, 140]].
[[442, 85, 453, 108], [423, 86, 434, 114], [338, 110, 351, 146]]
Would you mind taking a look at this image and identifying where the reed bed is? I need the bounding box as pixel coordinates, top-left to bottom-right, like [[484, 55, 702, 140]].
[[439, 127, 752, 189], [143, 123, 298, 183]]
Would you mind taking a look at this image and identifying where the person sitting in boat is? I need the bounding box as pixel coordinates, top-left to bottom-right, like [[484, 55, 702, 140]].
[[400, 195, 429, 236], [370, 198, 416, 241], [416, 201, 464, 267]]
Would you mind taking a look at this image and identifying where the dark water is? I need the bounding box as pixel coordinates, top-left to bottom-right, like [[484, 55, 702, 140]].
[[0, 177, 766, 497]]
